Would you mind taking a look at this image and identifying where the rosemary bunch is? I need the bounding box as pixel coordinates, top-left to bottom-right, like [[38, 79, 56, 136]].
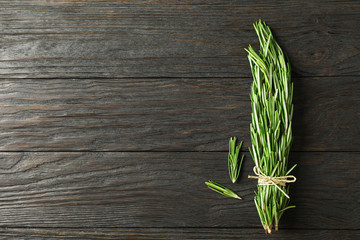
[[245, 20, 296, 234]]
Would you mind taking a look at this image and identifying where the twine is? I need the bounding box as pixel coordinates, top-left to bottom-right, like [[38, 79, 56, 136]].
[[248, 166, 296, 199]]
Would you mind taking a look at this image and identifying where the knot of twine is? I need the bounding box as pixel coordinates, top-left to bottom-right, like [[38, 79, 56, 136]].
[[248, 166, 296, 199]]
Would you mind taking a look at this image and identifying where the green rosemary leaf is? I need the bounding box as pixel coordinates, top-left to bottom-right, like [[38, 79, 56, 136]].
[[228, 137, 245, 183], [285, 164, 297, 176], [279, 205, 296, 213], [246, 19, 296, 234], [205, 180, 242, 200]]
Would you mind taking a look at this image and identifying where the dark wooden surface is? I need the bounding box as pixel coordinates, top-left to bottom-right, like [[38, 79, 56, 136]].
[[0, 0, 359, 239]]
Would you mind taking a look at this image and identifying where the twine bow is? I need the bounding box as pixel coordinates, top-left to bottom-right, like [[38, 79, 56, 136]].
[[248, 166, 296, 199]]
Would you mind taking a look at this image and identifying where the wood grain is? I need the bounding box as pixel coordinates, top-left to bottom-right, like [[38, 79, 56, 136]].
[[0, 228, 358, 240], [0, 77, 358, 151], [0, 0, 359, 78], [0, 152, 358, 229], [0, 0, 359, 238]]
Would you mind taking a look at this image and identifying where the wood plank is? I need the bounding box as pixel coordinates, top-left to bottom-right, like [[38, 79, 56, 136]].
[[0, 0, 359, 78], [0, 228, 358, 239], [0, 152, 358, 229], [0, 77, 358, 151]]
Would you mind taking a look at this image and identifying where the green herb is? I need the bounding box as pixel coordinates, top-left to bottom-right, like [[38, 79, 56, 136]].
[[245, 19, 297, 234], [205, 180, 242, 200], [228, 137, 245, 183]]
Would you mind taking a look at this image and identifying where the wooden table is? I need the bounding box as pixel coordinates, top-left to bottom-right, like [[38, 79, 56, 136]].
[[0, 0, 359, 239]]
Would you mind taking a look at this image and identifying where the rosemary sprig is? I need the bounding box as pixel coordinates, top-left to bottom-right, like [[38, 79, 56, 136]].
[[205, 180, 242, 200], [245, 19, 296, 234], [228, 137, 245, 183]]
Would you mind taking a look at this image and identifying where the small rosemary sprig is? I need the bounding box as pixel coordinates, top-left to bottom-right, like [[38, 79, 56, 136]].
[[205, 180, 242, 199], [228, 137, 245, 183], [245, 19, 296, 234]]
